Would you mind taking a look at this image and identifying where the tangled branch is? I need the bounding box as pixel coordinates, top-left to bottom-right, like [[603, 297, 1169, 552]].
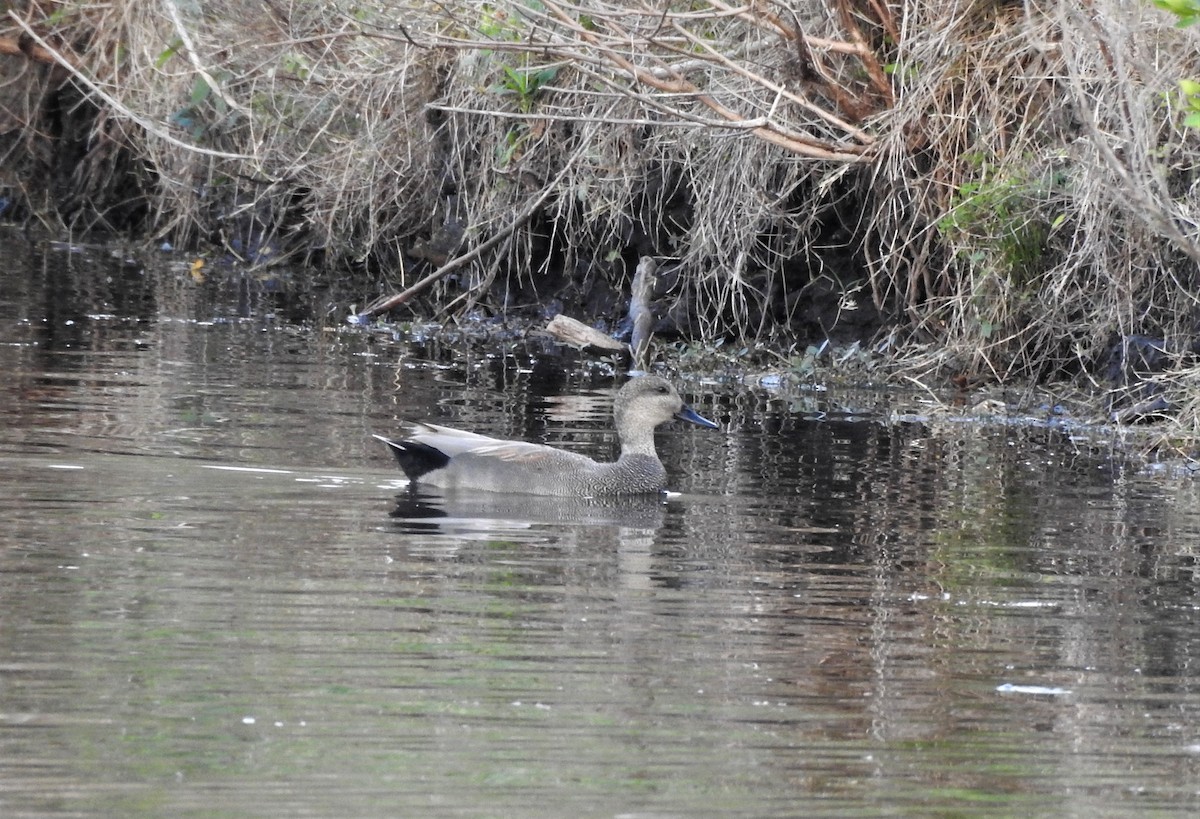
[[366, 0, 892, 162]]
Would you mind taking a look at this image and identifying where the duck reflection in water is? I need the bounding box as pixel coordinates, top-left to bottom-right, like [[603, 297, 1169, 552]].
[[386, 486, 670, 536]]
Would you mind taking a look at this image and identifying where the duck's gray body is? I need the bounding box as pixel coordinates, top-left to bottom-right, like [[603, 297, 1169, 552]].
[[375, 376, 718, 496]]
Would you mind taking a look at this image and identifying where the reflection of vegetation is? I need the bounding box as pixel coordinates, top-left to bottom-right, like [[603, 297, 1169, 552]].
[[932, 490, 1035, 586], [902, 428, 1053, 596]]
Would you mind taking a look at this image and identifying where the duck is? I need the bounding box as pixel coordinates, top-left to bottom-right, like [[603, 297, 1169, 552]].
[[374, 375, 719, 496]]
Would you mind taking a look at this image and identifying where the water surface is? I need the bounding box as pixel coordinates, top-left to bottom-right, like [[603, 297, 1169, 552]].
[[1, 234, 1199, 816]]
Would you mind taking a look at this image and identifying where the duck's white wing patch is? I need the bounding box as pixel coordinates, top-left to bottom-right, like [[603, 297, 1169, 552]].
[[467, 441, 591, 464], [406, 421, 500, 443]]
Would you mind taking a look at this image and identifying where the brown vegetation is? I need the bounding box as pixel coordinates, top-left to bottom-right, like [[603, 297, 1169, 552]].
[[1, 1, 1200, 417]]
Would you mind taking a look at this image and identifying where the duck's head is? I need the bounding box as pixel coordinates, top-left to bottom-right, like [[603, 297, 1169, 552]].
[[613, 376, 719, 432]]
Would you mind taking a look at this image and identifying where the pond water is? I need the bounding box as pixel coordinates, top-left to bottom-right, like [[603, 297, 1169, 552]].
[[1, 232, 1199, 817]]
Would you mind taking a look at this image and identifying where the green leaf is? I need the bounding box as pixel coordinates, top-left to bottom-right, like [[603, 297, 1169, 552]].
[[155, 38, 183, 69], [1154, 0, 1197, 15], [189, 76, 211, 106]]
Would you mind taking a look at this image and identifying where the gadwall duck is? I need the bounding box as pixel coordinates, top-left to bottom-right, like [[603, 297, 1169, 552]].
[[374, 376, 719, 496]]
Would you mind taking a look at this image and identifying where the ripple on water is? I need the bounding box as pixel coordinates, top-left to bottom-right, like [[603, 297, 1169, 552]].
[[2, 237, 1200, 815]]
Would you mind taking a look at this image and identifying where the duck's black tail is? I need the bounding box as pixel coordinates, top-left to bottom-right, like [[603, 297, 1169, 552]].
[[373, 434, 449, 482]]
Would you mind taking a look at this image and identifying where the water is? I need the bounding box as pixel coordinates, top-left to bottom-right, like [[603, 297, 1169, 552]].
[[1, 233, 1199, 816]]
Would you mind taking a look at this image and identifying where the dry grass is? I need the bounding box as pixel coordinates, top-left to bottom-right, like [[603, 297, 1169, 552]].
[[869, 1, 1200, 392], [6, 1, 451, 263], [4, 1, 885, 299], [4, 0, 1200, 425]]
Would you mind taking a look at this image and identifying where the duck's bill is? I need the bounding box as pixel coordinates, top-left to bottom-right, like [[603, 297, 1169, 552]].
[[675, 404, 720, 429]]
